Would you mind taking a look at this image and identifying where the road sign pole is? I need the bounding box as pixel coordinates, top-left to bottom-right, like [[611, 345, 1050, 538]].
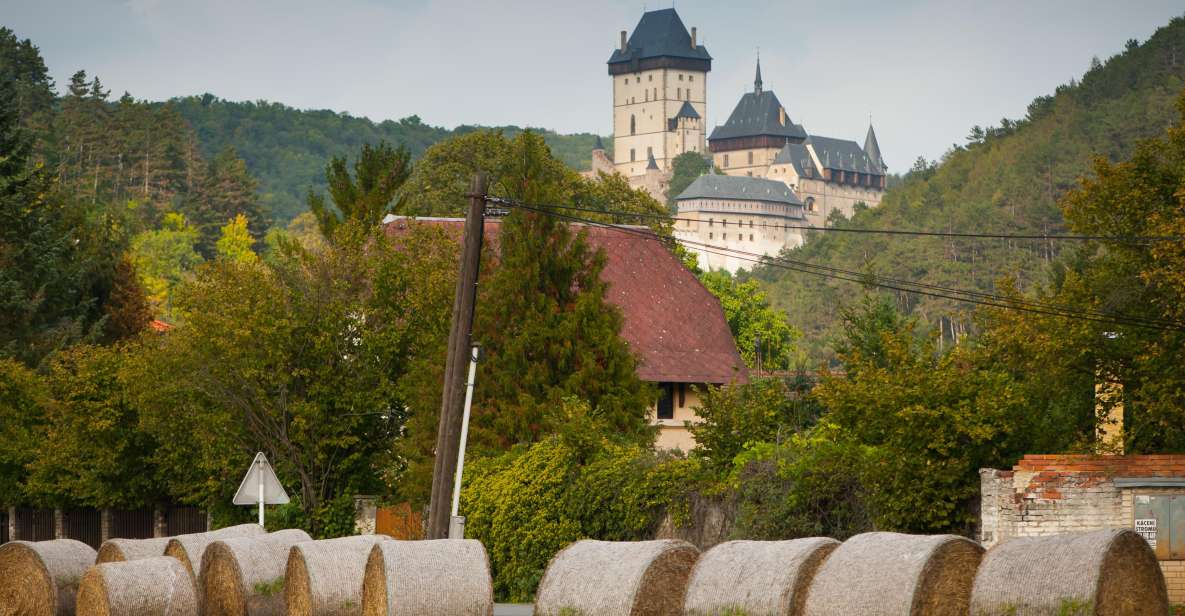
[[258, 457, 265, 526]]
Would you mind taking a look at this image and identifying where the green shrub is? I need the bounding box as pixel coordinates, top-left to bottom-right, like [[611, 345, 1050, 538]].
[[461, 434, 701, 601]]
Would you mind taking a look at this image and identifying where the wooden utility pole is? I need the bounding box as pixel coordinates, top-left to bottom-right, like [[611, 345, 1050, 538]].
[[427, 173, 487, 539]]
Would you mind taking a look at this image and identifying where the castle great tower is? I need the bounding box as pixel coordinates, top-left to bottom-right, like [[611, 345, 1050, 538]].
[[608, 9, 710, 177]]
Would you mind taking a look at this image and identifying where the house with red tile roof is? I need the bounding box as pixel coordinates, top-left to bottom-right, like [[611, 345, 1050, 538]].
[[383, 215, 748, 450]]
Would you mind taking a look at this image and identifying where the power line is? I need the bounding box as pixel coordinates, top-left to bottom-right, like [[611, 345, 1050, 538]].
[[484, 198, 1185, 243], [496, 198, 1185, 333]]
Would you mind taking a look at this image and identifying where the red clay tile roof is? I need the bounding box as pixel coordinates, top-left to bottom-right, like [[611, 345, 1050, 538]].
[[149, 319, 172, 332], [384, 216, 748, 385]]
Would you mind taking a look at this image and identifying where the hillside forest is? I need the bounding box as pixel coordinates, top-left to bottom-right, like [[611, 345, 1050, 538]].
[[4, 14, 1185, 602]]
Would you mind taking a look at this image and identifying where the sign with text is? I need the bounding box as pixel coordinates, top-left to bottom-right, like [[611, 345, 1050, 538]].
[[1135, 517, 1158, 549]]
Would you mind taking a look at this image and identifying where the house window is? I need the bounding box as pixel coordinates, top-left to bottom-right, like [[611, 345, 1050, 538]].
[[678, 383, 685, 407], [657, 384, 674, 419], [806, 197, 816, 212], [723, 154, 729, 167]]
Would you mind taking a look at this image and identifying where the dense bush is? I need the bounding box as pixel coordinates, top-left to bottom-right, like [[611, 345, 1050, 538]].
[[461, 419, 702, 602]]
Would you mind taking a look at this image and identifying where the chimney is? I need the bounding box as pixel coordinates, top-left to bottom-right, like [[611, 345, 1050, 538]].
[[691, 27, 697, 48], [620, 31, 627, 52]]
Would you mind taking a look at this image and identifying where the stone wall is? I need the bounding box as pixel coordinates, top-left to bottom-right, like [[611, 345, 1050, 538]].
[[981, 454, 1185, 603]]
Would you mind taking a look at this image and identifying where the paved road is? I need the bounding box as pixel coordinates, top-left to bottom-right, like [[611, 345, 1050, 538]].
[[493, 604, 533, 616]]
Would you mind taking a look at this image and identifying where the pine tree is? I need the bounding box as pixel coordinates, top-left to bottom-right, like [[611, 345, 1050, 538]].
[[190, 146, 266, 257], [306, 141, 411, 239], [467, 132, 655, 451]]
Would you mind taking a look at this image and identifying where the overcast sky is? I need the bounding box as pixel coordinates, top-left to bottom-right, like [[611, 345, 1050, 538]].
[[4, 0, 1183, 167]]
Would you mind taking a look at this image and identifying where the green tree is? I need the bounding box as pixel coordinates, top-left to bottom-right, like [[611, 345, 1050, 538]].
[[125, 221, 457, 534], [216, 213, 258, 263], [0, 359, 47, 505], [102, 256, 153, 340], [191, 146, 266, 257], [0, 27, 55, 126], [688, 378, 819, 474], [307, 141, 411, 238], [395, 132, 660, 504], [666, 151, 712, 210], [25, 344, 163, 508], [699, 270, 801, 371], [129, 212, 203, 318], [0, 74, 115, 365], [812, 296, 1048, 533]]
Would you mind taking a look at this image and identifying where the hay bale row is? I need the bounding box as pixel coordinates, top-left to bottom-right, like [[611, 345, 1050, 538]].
[[286, 535, 388, 616], [201, 528, 312, 616], [361, 539, 493, 616], [969, 528, 1167, 615], [534, 539, 699, 616], [76, 556, 197, 616], [96, 537, 171, 564], [0, 538, 98, 616], [684, 538, 839, 616], [165, 523, 266, 613]]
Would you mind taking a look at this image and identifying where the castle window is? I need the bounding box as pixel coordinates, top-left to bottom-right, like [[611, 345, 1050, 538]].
[[630, 115, 636, 135], [647, 146, 653, 159], [747, 152, 754, 165], [679, 74, 684, 81], [630, 148, 636, 162], [709, 232, 713, 239], [686, 90, 690, 101], [677, 87, 682, 99], [689, 75, 694, 82], [806, 197, 816, 213], [624, 78, 629, 85], [648, 74, 653, 82], [723, 154, 729, 167], [654, 88, 658, 99], [750, 234, 754, 241], [709, 218, 714, 227], [723, 233, 727, 240]]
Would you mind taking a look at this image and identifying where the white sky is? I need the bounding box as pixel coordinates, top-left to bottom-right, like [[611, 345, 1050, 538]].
[[4, 0, 1183, 167]]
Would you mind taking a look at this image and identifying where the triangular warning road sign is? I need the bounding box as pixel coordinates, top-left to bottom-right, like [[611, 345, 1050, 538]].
[[232, 452, 290, 505]]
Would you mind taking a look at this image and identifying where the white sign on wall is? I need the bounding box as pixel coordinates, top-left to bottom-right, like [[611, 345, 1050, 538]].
[[1135, 517, 1157, 548]]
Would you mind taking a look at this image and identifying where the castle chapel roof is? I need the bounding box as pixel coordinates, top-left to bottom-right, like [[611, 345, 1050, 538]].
[[708, 68, 807, 142], [608, 9, 711, 71]]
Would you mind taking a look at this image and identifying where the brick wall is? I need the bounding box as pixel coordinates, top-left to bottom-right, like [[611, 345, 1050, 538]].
[[981, 454, 1185, 604]]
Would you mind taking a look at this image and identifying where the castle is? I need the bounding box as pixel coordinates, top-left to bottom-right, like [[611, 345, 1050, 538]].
[[588, 8, 889, 272]]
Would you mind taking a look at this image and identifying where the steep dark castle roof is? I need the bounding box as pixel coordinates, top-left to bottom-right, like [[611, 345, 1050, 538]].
[[608, 9, 711, 74], [709, 89, 808, 142]]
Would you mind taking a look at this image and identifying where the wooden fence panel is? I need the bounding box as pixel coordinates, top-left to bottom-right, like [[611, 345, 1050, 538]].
[[14, 508, 54, 541]]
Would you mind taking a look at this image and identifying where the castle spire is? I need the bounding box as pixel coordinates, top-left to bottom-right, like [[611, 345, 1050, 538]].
[[754, 53, 763, 94], [864, 121, 886, 172]]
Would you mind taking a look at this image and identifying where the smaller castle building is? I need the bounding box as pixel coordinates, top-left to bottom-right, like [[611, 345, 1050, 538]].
[[674, 174, 805, 273]]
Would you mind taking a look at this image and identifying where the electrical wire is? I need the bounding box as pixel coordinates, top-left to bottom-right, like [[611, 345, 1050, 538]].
[[493, 197, 1185, 333], [484, 198, 1185, 243]]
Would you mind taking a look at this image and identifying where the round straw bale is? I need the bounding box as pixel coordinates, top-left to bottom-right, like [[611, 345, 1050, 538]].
[[683, 538, 840, 616], [360, 539, 493, 616], [76, 556, 197, 616], [968, 528, 1167, 615], [533, 539, 700, 616], [285, 535, 388, 616], [801, 531, 983, 616], [201, 529, 313, 616], [96, 537, 171, 563], [164, 523, 266, 583], [0, 538, 98, 616]]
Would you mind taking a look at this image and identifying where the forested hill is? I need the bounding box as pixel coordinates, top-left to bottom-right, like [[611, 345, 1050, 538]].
[[754, 14, 1185, 362], [166, 95, 606, 223]]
